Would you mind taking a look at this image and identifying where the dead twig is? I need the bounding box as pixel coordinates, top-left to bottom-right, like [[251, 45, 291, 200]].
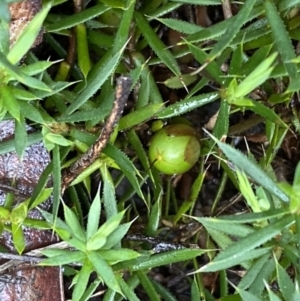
[[61, 76, 132, 193]]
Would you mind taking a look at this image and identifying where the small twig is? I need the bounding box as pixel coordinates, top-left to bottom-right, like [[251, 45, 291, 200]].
[[0, 183, 29, 198], [0, 241, 76, 273], [222, 0, 233, 19], [61, 76, 132, 193], [0, 253, 41, 264]]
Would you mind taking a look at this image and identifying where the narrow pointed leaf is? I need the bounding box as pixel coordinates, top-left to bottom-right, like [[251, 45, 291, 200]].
[[65, 44, 127, 115], [8, 3, 52, 64], [135, 11, 180, 76], [63, 203, 86, 242], [264, 0, 298, 81], [208, 0, 257, 61], [88, 251, 122, 294], [212, 138, 289, 203], [198, 215, 294, 272], [40, 251, 85, 266], [276, 260, 295, 301], [86, 190, 101, 240], [72, 260, 94, 301]]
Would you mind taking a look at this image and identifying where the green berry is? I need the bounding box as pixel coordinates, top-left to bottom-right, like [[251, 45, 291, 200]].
[[149, 124, 200, 175]]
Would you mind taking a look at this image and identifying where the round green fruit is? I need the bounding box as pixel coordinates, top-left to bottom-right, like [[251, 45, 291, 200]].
[[149, 124, 200, 175]]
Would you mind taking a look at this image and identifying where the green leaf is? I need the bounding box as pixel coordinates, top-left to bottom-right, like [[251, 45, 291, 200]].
[[20, 60, 58, 76], [46, 4, 109, 32], [276, 259, 295, 301], [278, 0, 300, 12], [236, 288, 262, 301], [200, 248, 270, 273], [233, 52, 277, 99], [163, 74, 199, 89], [17, 101, 44, 123], [88, 251, 122, 294], [188, 43, 223, 84], [102, 221, 134, 250], [0, 132, 42, 155], [210, 136, 289, 203], [169, 0, 222, 4], [39, 210, 72, 241], [15, 116, 27, 159], [76, 23, 91, 78], [72, 259, 93, 301], [208, 0, 257, 61], [287, 77, 300, 92], [238, 98, 287, 128], [0, 14, 10, 53], [293, 162, 300, 189], [57, 105, 111, 123], [194, 217, 254, 238], [292, 291, 300, 301], [151, 279, 179, 301], [242, 44, 272, 76], [32, 81, 76, 98], [0, 85, 20, 121], [8, 2, 52, 64], [101, 164, 118, 223], [236, 169, 262, 213], [86, 211, 126, 251], [238, 254, 270, 290], [0, 53, 51, 91], [185, 4, 264, 45], [78, 279, 102, 301], [249, 259, 275, 295], [66, 237, 87, 252], [135, 11, 180, 76], [0, 207, 10, 219], [191, 278, 200, 301], [97, 249, 140, 264], [155, 91, 219, 119], [11, 202, 28, 225], [156, 18, 203, 34], [40, 248, 77, 257], [127, 129, 153, 180], [137, 270, 161, 301], [264, 0, 298, 82], [98, 0, 125, 8], [197, 215, 294, 272], [6, 87, 37, 101], [65, 44, 127, 115], [119, 103, 164, 130], [28, 188, 52, 210], [146, 197, 161, 236], [131, 51, 164, 104], [63, 203, 86, 242], [44, 133, 73, 148], [228, 43, 243, 79], [63, 159, 104, 188], [129, 249, 205, 271], [52, 144, 61, 226], [219, 209, 288, 224], [103, 143, 144, 200], [118, 275, 140, 301], [11, 223, 25, 255], [112, 0, 135, 54], [212, 99, 229, 140], [40, 250, 86, 266], [86, 189, 101, 240]]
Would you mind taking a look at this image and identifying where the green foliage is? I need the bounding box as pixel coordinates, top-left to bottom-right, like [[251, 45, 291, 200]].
[[2, 0, 300, 300], [39, 191, 136, 300]]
